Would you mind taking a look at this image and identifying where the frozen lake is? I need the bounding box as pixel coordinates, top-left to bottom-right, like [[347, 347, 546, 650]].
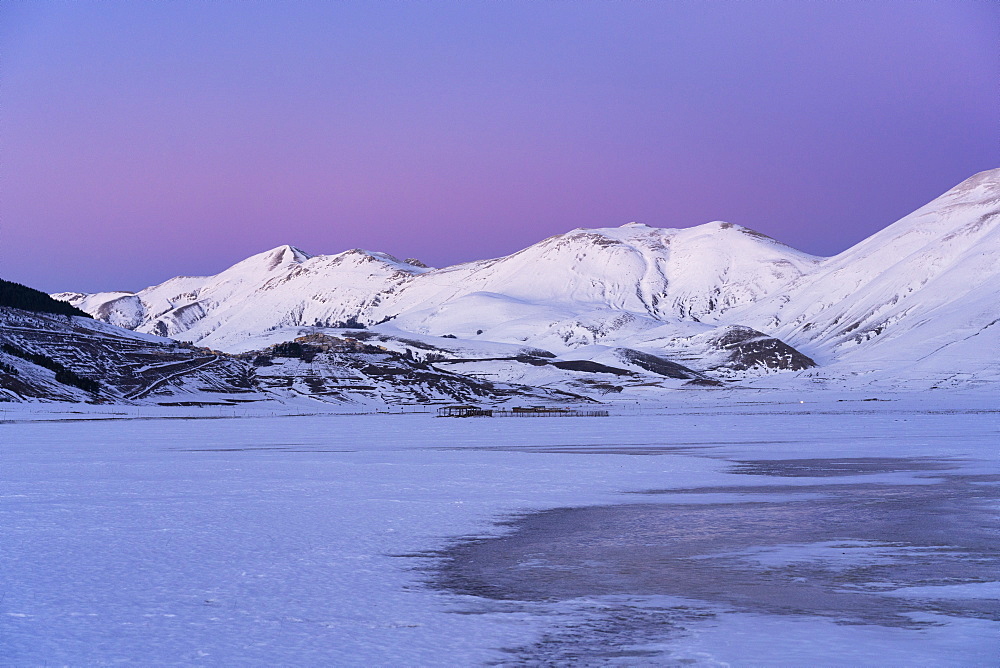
[[2, 394, 998, 665]]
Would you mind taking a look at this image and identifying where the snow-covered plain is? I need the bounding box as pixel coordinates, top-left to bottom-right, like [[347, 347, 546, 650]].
[[2, 391, 998, 666]]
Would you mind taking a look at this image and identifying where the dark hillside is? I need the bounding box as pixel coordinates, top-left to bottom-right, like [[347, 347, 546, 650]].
[[0, 278, 91, 318]]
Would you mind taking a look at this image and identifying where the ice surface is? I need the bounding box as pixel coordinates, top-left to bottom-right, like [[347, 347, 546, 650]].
[[1, 392, 997, 665]]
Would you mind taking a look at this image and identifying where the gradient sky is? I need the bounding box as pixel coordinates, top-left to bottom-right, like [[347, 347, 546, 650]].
[[2, 1, 997, 293]]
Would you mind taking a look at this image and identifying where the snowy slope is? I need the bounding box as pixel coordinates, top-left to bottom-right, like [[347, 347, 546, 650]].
[[733, 168, 1000, 380], [63, 224, 818, 375], [61, 246, 430, 351], [58, 169, 1000, 388], [52, 291, 147, 330], [0, 306, 260, 403], [382, 222, 819, 335], [0, 306, 598, 406]]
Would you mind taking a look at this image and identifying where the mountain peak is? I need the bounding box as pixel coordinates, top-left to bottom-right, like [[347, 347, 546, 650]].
[[216, 244, 314, 278], [326, 248, 433, 275], [697, 220, 753, 234], [941, 167, 1000, 202], [274, 245, 312, 263]]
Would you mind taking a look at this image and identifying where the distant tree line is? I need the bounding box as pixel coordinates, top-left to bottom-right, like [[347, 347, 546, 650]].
[[336, 316, 366, 329], [271, 341, 311, 360], [0, 279, 91, 318], [309, 314, 397, 329], [0, 343, 101, 393]]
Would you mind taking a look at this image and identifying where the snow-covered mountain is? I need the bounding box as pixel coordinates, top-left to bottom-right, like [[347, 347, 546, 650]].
[[58, 245, 430, 351], [56, 221, 820, 376], [56, 168, 1000, 391], [379, 221, 820, 329], [733, 168, 1000, 383]]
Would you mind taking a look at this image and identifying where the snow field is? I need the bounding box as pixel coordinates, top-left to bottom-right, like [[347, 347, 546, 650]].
[[1, 396, 998, 665]]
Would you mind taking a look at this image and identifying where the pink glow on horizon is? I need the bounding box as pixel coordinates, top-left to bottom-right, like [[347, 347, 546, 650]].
[[2, 1, 997, 292]]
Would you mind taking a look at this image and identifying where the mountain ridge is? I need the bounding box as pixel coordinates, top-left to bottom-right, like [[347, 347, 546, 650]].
[[53, 169, 1000, 391]]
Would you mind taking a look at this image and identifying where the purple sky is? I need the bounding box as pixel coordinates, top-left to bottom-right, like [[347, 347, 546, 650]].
[[3, 2, 997, 293]]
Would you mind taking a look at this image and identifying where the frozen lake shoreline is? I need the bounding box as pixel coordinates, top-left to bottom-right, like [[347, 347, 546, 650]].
[[437, 465, 1000, 664], [2, 392, 998, 665]]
